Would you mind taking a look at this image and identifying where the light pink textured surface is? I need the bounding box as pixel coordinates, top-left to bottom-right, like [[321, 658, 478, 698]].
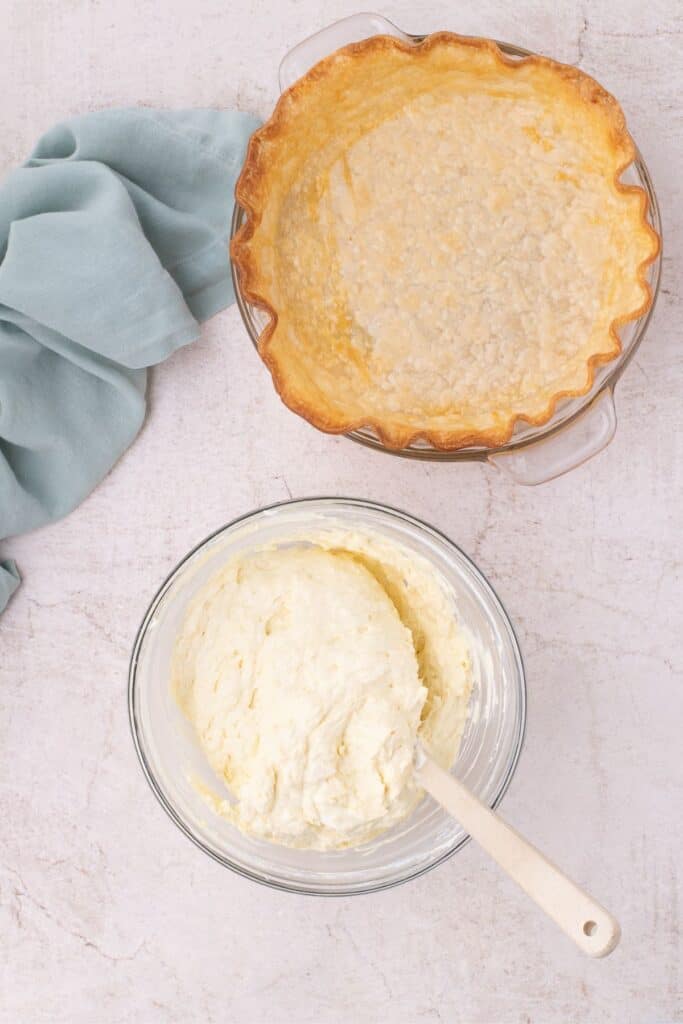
[[1, 2, 682, 1022]]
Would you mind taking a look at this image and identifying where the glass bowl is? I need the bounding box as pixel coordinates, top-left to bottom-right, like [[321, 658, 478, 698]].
[[230, 14, 662, 485], [128, 498, 526, 895]]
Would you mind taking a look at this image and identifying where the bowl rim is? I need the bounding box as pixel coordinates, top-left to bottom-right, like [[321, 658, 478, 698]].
[[128, 497, 527, 895]]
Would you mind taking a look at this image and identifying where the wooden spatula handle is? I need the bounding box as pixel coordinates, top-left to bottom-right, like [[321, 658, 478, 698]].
[[417, 754, 620, 957]]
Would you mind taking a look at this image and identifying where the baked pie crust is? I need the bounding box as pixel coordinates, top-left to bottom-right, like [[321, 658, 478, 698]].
[[231, 33, 660, 450]]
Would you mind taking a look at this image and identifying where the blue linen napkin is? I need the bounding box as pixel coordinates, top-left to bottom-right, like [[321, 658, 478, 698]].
[[0, 108, 259, 612]]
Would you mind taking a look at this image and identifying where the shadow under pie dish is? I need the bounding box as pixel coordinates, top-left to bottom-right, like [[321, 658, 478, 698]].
[[231, 32, 660, 452]]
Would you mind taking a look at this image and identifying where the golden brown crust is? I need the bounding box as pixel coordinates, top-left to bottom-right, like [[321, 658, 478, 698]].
[[231, 32, 660, 451]]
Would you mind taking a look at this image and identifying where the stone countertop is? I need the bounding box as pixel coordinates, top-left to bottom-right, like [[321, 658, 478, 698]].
[[1, 1, 681, 1021]]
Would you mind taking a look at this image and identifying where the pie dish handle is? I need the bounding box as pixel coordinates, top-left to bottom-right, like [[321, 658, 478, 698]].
[[488, 389, 618, 486], [279, 13, 411, 91]]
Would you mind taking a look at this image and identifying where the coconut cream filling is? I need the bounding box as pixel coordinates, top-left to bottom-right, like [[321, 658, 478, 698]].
[[172, 528, 472, 850]]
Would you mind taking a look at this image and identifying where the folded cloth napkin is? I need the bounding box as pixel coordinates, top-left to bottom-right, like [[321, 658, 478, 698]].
[[0, 107, 259, 612]]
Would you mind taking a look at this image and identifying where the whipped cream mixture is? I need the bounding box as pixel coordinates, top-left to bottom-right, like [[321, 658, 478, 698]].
[[172, 527, 472, 850]]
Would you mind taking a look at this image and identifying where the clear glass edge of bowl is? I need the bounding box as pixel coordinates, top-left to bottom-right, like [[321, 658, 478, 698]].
[[128, 497, 527, 896], [229, 36, 663, 462]]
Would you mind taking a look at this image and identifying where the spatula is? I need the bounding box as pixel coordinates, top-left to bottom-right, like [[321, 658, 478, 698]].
[[415, 745, 620, 957]]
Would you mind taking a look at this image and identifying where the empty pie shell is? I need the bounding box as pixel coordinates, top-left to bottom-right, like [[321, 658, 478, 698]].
[[231, 32, 660, 450]]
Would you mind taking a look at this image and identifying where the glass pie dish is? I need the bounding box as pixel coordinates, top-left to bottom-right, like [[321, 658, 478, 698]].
[[128, 498, 526, 895], [230, 13, 662, 485]]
